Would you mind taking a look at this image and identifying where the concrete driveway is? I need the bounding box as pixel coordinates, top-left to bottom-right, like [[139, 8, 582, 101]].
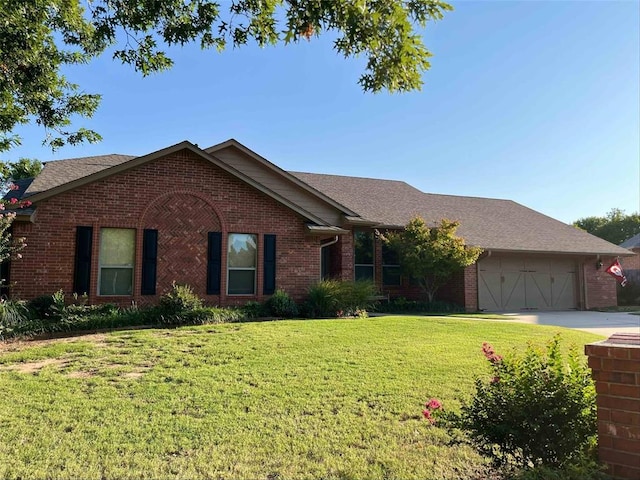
[[501, 311, 640, 337]]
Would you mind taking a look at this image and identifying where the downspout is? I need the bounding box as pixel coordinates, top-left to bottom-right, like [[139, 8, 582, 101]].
[[321, 236, 339, 248], [319, 236, 339, 281]]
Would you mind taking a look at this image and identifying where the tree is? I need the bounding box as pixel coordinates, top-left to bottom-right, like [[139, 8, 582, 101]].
[[0, 163, 32, 287], [380, 217, 482, 303], [573, 208, 640, 245], [0, 158, 43, 181], [1, 0, 453, 152]]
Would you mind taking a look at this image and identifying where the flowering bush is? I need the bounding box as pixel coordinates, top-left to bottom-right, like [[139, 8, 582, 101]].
[[422, 397, 443, 424], [0, 178, 33, 288], [452, 336, 597, 469]]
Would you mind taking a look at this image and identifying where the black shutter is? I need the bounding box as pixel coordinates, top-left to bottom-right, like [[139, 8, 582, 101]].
[[73, 226, 93, 295], [263, 234, 276, 295], [207, 232, 222, 295], [141, 229, 158, 295]]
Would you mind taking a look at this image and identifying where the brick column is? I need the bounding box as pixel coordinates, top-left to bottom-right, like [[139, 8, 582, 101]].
[[585, 333, 640, 479]]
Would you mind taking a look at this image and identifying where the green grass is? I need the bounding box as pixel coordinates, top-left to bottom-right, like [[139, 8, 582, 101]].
[[0, 316, 602, 480]]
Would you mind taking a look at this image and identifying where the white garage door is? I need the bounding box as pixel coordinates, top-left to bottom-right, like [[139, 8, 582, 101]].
[[478, 256, 577, 311]]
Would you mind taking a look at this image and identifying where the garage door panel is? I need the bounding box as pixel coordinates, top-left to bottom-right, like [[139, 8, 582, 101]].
[[479, 256, 502, 272], [501, 257, 525, 272], [552, 273, 576, 309], [478, 256, 577, 311], [478, 271, 502, 311], [526, 273, 552, 310], [525, 258, 551, 273], [502, 272, 526, 310]]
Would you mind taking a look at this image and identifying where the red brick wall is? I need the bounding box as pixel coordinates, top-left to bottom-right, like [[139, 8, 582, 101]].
[[583, 257, 619, 309], [463, 265, 478, 311], [585, 335, 640, 480], [336, 231, 354, 282], [621, 248, 640, 271], [10, 149, 321, 306]]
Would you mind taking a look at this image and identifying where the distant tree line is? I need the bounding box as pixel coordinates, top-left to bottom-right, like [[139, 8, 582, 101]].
[[573, 208, 640, 245]]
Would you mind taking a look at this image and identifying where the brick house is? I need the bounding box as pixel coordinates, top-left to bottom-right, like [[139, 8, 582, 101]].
[[5, 139, 632, 311], [620, 233, 640, 274]]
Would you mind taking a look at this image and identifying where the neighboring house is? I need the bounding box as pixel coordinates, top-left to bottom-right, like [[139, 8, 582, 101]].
[[620, 233, 640, 283], [5, 139, 632, 311]]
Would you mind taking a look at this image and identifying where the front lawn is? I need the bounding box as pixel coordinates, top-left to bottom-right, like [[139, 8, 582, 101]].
[[0, 316, 602, 480]]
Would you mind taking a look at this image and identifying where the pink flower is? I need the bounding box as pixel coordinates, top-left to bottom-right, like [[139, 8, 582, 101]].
[[482, 342, 502, 364], [21, 200, 32, 207], [422, 409, 433, 422], [426, 398, 442, 410], [9, 183, 19, 191], [9, 198, 17, 205]]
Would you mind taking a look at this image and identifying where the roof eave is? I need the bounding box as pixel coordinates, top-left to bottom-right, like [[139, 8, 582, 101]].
[[306, 225, 350, 236], [482, 248, 635, 257], [343, 216, 380, 227]]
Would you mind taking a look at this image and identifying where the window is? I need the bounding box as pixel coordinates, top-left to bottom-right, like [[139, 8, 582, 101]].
[[227, 233, 257, 295], [99, 228, 135, 296], [354, 231, 374, 281], [382, 243, 401, 286]]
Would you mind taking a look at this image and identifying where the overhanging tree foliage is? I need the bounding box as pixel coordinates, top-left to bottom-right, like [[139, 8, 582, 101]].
[[381, 217, 482, 303], [1, 0, 452, 152], [0, 158, 43, 182], [573, 208, 640, 245]]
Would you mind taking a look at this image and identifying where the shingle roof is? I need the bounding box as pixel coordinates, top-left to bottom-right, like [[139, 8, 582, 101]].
[[290, 172, 631, 256], [18, 146, 631, 256], [24, 154, 135, 197], [620, 233, 640, 249]]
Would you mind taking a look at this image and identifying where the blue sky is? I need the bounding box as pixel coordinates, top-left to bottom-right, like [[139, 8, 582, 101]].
[[8, 0, 640, 224]]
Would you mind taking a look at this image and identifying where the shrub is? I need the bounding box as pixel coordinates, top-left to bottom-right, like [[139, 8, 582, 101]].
[[0, 298, 29, 339], [26, 294, 58, 319], [451, 336, 597, 469], [241, 301, 266, 319], [0, 286, 248, 338], [303, 280, 376, 318], [338, 280, 376, 315], [304, 280, 341, 318], [156, 284, 249, 326], [266, 289, 298, 318], [158, 283, 203, 314]]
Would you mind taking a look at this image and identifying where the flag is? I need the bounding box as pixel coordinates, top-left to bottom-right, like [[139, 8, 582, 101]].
[[605, 259, 628, 287]]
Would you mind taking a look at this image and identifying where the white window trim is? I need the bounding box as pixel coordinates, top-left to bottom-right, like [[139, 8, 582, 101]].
[[98, 228, 135, 297], [227, 233, 257, 296]]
